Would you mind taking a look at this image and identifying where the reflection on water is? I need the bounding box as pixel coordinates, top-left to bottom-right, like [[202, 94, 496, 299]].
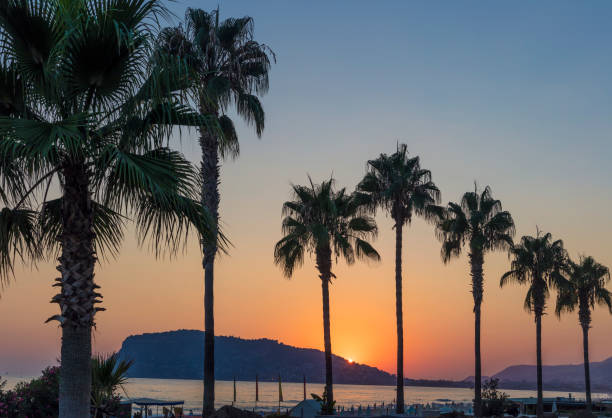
[[121, 379, 609, 415]]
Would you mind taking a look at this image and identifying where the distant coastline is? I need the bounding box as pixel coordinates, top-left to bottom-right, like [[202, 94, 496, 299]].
[[118, 330, 612, 393]]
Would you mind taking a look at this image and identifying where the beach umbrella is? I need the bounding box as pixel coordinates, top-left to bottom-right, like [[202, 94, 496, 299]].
[[233, 376, 237, 405], [279, 374, 284, 402], [303, 375, 306, 400], [256, 374, 259, 402]]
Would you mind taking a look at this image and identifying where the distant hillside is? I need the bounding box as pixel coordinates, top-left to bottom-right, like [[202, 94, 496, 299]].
[[493, 357, 612, 392], [117, 330, 612, 391], [118, 330, 395, 385]]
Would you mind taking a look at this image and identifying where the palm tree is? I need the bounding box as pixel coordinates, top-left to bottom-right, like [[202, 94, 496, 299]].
[[356, 144, 440, 414], [274, 177, 380, 413], [435, 186, 514, 417], [92, 353, 133, 418], [157, 10, 275, 415], [556, 256, 611, 411], [500, 232, 568, 418], [0, 1, 217, 416]]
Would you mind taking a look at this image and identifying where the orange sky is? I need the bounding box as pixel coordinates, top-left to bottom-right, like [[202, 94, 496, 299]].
[[1, 133, 611, 380], [2, 0, 612, 382]]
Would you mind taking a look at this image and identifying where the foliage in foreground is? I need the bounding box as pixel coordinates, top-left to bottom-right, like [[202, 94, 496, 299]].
[[312, 389, 336, 415], [0, 353, 131, 417], [0, 366, 59, 417], [481, 378, 510, 417]]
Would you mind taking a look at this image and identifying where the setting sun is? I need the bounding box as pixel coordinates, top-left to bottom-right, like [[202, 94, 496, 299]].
[[348, 358, 354, 364]]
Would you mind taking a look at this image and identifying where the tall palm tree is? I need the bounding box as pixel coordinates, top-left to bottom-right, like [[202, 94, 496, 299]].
[[157, 10, 274, 415], [0, 1, 217, 416], [556, 256, 611, 411], [356, 144, 440, 414], [274, 177, 380, 413], [435, 186, 514, 417], [500, 232, 568, 418]]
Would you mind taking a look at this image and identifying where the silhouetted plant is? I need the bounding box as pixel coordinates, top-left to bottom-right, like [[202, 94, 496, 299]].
[[501, 231, 569, 418], [0, 1, 218, 415], [357, 143, 440, 414], [92, 353, 133, 418], [275, 177, 380, 411], [157, 9, 275, 415], [312, 388, 336, 415], [482, 378, 508, 417], [436, 185, 514, 417], [556, 256, 611, 412]]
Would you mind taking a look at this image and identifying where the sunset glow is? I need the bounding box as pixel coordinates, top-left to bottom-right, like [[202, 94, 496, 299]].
[[1, 1, 612, 385]]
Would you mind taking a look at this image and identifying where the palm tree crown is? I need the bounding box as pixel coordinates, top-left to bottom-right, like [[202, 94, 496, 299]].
[[501, 232, 569, 313], [357, 143, 440, 225], [158, 7, 275, 156], [275, 178, 380, 276], [436, 185, 515, 262], [556, 256, 612, 322], [0, 0, 214, 315]]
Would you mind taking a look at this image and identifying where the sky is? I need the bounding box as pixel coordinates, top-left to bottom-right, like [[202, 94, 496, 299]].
[[2, 1, 612, 381]]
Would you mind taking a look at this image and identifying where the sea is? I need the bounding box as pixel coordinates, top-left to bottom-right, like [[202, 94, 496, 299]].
[[4, 377, 611, 415]]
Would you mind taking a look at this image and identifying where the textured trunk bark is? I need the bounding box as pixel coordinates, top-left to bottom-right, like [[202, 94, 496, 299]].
[[200, 127, 220, 418], [57, 163, 96, 418], [317, 247, 334, 412], [578, 299, 592, 412], [578, 306, 592, 412], [535, 312, 544, 418], [469, 250, 484, 418], [60, 327, 92, 418], [394, 221, 404, 414], [582, 325, 592, 411]]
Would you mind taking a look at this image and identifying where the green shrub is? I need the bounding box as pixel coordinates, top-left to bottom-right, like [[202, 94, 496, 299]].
[[0, 352, 131, 417], [0, 366, 60, 417]]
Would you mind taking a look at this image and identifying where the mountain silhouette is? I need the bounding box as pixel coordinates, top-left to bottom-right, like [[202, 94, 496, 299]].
[[118, 330, 394, 385]]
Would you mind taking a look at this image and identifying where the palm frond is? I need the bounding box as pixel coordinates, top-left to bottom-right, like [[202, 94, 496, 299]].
[[0, 206, 39, 285], [39, 198, 126, 259], [275, 176, 380, 278]]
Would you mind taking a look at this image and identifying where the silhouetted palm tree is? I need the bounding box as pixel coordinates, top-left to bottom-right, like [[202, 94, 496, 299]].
[[0, 1, 216, 416], [501, 232, 568, 418], [556, 256, 611, 411], [357, 144, 440, 414], [436, 186, 514, 417], [157, 10, 274, 414], [274, 178, 380, 412]]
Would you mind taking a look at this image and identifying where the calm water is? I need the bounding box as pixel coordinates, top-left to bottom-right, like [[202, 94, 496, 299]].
[[121, 379, 609, 414], [4, 377, 610, 415]]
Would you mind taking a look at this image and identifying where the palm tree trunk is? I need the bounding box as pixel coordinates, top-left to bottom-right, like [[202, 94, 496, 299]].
[[582, 324, 592, 411], [469, 251, 484, 418], [57, 163, 96, 418], [535, 312, 544, 418], [317, 247, 334, 412], [394, 221, 405, 414], [200, 127, 220, 418]]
